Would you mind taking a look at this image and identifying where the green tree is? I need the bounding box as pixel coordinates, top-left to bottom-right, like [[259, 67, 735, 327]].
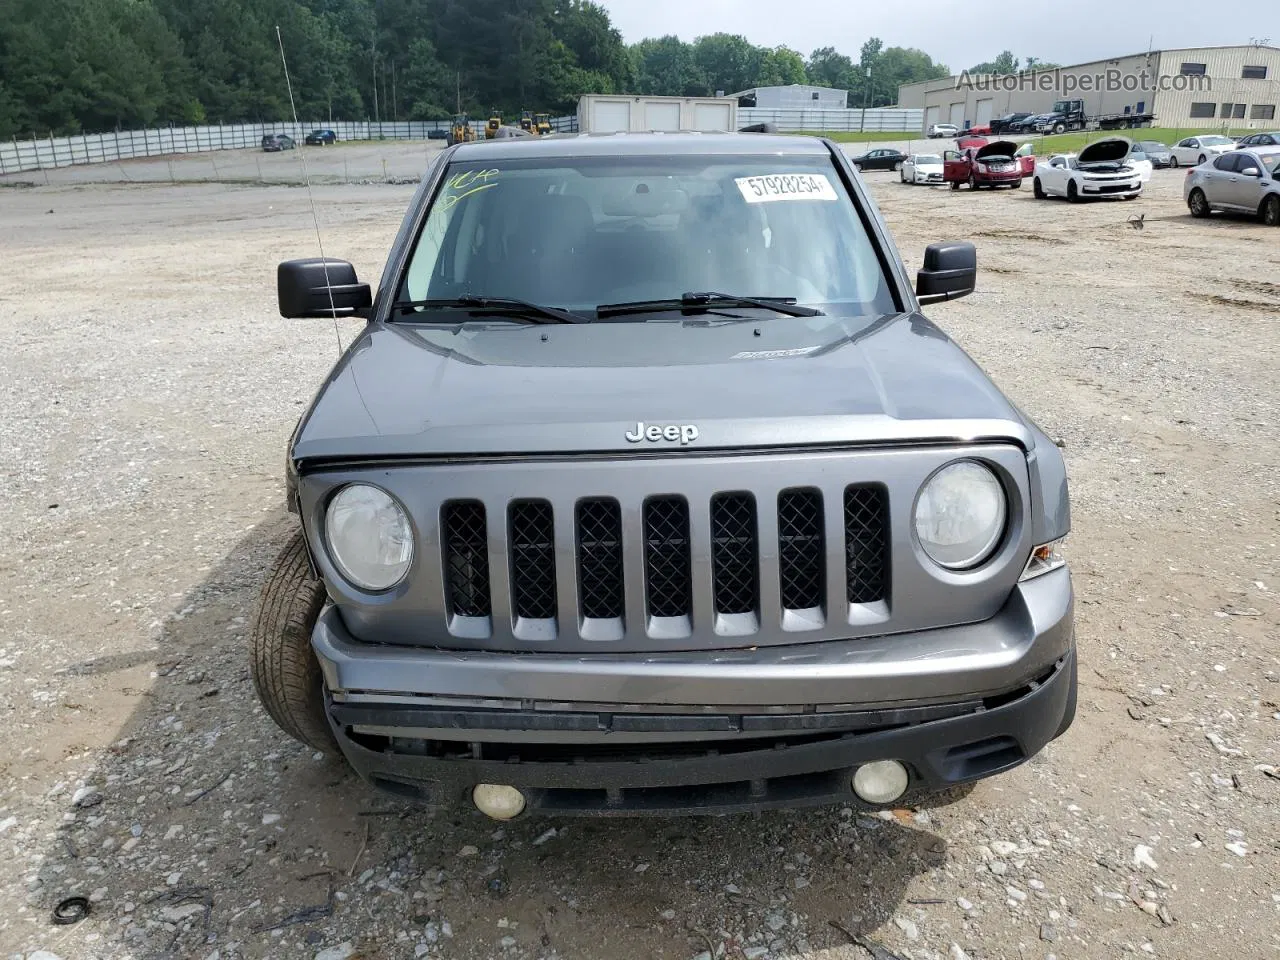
[[630, 35, 707, 96], [756, 46, 807, 87], [691, 32, 759, 95], [968, 50, 1019, 75], [805, 46, 857, 91]]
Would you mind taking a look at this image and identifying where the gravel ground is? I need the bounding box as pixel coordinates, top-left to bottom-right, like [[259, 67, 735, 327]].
[[0, 160, 1277, 960]]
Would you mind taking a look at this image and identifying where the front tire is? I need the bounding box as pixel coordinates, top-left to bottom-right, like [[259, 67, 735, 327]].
[[1011, 179, 1022, 189], [1170, 155, 1179, 168], [249, 529, 337, 753], [893, 160, 903, 172], [1053, 122, 1066, 134], [1262, 194, 1280, 226], [968, 173, 978, 190], [1198, 154, 1206, 165], [1067, 181, 1079, 203], [1188, 188, 1210, 218], [1034, 178, 1045, 198]]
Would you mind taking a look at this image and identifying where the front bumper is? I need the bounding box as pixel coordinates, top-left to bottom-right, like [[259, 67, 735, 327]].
[[314, 569, 1076, 815], [1080, 178, 1141, 197]]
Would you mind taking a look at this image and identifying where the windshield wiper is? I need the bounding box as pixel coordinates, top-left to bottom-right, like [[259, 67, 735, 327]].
[[596, 292, 824, 319], [391, 295, 585, 324]]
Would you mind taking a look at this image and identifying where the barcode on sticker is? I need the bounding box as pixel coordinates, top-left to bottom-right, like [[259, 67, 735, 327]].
[[735, 174, 838, 203]]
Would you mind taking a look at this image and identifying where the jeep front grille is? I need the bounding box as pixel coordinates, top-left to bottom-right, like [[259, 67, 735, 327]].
[[442, 500, 491, 619], [509, 499, 556, 620], [845, 486, 888, 604], [710, 493, 758, 616], [575, 498, 624, 620], [643, 497, 693, 618], [777, 488, 825, 612], [436, 485, 888, 641]]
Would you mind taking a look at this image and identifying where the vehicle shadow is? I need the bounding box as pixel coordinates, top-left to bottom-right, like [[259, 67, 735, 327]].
[[33, 515, 953, 960]]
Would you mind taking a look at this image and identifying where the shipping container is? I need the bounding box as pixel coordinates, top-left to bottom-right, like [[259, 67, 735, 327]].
[[575, 95, 739, 134]]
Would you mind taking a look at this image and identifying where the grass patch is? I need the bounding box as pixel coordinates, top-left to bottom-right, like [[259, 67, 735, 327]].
[[1031, 127, 1252, 155]]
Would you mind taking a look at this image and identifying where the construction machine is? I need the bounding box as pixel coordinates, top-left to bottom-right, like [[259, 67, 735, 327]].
[[519, 111, 535, 133], [448, 114, 475, 146], [534, 112, 552, 136], [485, 114, 501, 139]]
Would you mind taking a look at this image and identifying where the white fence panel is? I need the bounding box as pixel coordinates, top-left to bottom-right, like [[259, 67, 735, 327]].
[[739, 107, 923, 132]]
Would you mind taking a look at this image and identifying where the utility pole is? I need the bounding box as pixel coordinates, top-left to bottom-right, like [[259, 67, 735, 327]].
[[860, 66, 872, 132], [392, 61, 398, 122], [456, 71, 462, 113]]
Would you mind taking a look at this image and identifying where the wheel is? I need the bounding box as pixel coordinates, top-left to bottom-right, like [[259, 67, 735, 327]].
[[1188, 188, 1210, 218], [951, 181, 960, 190], [1261, 194, 1280, 226], [893, 160, 902, 172], [1067, 181, 1079, 203], [1011, 179, 1022, 189], [1033, 177, 1045, 199], [1170, 155, 1179, 168], [1053, 122, 1066, 134], [900, 168, 907, 183], [249, 529, 337, 753], [1198, 154, 1206, 165], [968, 173, 978, 190]]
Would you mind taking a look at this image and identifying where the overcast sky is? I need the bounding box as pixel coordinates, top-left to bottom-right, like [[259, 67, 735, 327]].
[[596, 0, 1274, 74]]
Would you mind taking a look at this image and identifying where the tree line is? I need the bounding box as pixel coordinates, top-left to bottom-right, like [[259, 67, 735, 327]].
[[0, 0, 968, 139]]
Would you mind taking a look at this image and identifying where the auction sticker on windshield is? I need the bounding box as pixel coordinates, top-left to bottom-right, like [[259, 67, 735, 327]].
[[735, 173, 838, 204]]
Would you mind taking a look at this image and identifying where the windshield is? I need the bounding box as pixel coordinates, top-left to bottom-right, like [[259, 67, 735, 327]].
[[1200, 136, 1233, 146], [1268, 156, 1280, 176], [401, 155, 896, 317], [1130, 149, 1147, 161], [914, 154, 942, 164], [1140, 142, 1167, 152]]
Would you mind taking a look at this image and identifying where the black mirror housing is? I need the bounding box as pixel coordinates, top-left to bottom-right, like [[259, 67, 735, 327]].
[[278, 258, 373, 318], [916, 241, 977, 305]]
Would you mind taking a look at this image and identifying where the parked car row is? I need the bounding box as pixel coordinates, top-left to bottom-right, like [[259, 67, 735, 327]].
[[887, 133, 1280, 224]]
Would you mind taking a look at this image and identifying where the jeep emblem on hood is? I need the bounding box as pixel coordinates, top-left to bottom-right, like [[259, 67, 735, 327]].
[[625, 422, 699, 445]]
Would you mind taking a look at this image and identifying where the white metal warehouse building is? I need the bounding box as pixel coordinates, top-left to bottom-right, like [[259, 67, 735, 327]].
[[897, 44, 1280, 132], [731, 85, 849, 109]]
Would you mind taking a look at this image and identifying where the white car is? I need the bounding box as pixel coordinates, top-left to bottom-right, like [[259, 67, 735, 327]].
[[1169, 135, 1235, 168], [928, 123, 958, 139], [1032, 137, 1142, 202], [901, 153, 945, 184], [1128, 146, 1154, 183], [1183, 148, 1280, 224]]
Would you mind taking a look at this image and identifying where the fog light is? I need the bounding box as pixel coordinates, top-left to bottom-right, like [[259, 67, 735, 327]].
[[472, 784, 526, 820], [852, 760, 910, 804]]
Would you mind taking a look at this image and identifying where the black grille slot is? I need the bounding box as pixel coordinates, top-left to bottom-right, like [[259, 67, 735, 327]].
[[509, 500, 556, 620], [643, 497, 692, 618], [576, 498, 623, 620], [778, 489, 825, 610], [710, 493, 758, 615], [442, 501, 491, 618], [845, 485, 888, 604]]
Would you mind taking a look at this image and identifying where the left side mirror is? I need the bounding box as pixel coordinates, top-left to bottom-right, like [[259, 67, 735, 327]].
[[278, 258, 372, 318], [916, 241, 977, 305], [1240, 166, 1261, 177]]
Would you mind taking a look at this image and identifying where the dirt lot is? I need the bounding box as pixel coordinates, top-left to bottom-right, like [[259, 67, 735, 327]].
[[0, 150, 1277, 960]]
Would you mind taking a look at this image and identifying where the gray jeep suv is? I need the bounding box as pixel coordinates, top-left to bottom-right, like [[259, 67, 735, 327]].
[[253, 133, 1076, 818]]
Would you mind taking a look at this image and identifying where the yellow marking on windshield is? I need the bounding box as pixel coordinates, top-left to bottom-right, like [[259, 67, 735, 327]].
[[439, 168, 501, 211]]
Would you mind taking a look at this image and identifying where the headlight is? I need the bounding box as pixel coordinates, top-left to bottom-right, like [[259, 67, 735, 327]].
[[325, 484, 414, 591], [914, 461, 1007, 570]]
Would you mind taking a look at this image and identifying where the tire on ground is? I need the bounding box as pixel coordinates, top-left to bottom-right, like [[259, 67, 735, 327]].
[[249, 528, 337, 753]]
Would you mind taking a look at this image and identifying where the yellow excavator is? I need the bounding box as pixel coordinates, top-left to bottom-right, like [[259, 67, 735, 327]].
[[534, 112, 552, 136], [448, 114, 475, 146], [485, 114, 502, 139]]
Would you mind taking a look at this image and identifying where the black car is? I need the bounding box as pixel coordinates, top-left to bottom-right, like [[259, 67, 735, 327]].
[[851, 147, 908, 171], [990, 112, 1032, 135], [262, 134, 295, 152], [304, 129, 337, 145], [1235, 131, 1280, 148], [427, 129, 449, 140]]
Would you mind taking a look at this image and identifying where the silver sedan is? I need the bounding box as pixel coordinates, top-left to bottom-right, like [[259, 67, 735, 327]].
[[1183, 149, 1280, 224]]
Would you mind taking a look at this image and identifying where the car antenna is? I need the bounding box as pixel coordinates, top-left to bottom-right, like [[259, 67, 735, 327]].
[[275, 25, 343, 357]]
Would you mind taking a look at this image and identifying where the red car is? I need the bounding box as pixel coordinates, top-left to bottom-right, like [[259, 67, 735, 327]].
[[956, 135, 988, 151], [1015, 143, 1036, 177], [944, 139, 1023, 190]]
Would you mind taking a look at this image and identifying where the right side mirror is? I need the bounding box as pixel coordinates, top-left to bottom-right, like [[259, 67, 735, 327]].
[[277, 258, 372, 318], [1240, 166, 1261, 177], [916, 241, 977, 305]]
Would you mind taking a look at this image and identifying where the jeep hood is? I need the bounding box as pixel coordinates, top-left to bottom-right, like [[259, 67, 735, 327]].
[[975, 140, 1017, 160], [1078, 137, 1132, 165], [292, 313, 1032, 460]]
